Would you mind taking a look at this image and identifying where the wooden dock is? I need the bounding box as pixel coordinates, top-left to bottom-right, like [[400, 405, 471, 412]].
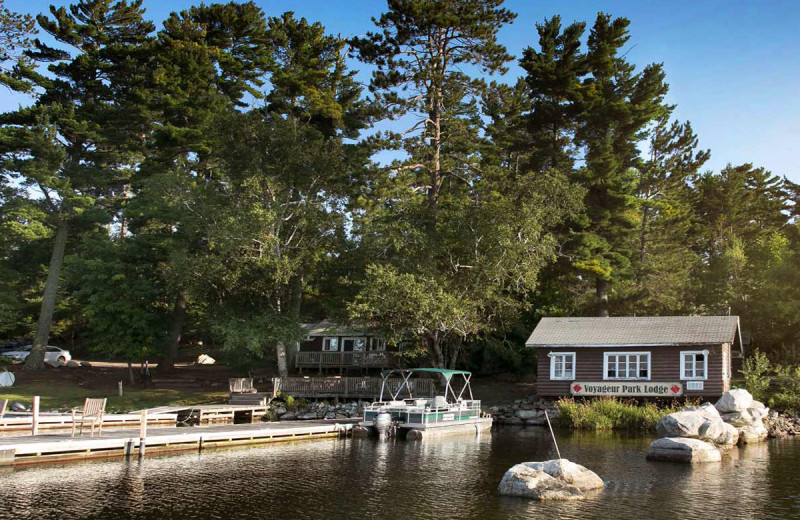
[[0, 412, 178, 434], [0, 420, 357, 466], [145, 404, 269, 424]]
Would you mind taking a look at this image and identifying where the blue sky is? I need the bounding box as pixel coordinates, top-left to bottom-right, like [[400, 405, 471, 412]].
[[3, 0, 799, 181]]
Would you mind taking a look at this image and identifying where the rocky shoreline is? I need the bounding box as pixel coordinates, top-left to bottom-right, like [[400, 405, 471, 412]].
[[484, 396, 559, 426]]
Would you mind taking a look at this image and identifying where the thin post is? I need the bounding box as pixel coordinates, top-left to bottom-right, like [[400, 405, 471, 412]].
[[544, 406, 562, 460], [118, 381, 123, 397], [139, 409, 147, 458], [31, 396, 39, 436]]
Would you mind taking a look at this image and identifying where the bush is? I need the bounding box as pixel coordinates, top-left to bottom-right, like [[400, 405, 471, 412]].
[[769, 364, 800, 414], [741, 349, 772, 402], [555, 397, 690, 431]]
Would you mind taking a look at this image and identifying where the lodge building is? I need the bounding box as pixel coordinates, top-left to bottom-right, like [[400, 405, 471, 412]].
[[526, 316, 743, 399]]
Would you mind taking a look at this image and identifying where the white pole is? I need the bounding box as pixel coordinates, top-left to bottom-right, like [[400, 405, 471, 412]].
[[118, 381, 123, 397], [32, 396, 39, 436], [139, 409, 147, 458], [544, 407, 562, 460]]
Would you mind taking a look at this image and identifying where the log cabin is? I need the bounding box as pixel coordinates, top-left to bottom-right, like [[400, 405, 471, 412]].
[[526, 316, 744, 399], [296, 320, 401, 373]]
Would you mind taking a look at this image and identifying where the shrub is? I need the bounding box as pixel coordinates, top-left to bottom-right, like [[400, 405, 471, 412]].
[[555, 397, 689, 431], [769, 364, 800, 414], [741, 349, 772, 402]]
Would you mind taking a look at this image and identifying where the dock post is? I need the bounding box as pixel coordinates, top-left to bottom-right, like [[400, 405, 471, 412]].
[[31, 396, 39, 436], [198, 436, 204, 452], [118, 381, 123, 397], [139, 409, 147, 458]]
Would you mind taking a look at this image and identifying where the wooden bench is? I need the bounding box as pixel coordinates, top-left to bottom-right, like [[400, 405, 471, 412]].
[[71, 398, 107, 437]]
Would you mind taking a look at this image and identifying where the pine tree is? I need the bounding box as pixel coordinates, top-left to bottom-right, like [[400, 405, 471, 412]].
[[571, 13, 670, 316], [0, 0, 154, 369]]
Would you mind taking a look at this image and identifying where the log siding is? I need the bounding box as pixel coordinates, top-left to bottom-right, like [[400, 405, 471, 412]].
[[536, 343, 730, 398]]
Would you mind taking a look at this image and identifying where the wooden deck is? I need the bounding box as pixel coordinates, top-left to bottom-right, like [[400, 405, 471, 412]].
[[0, 420, 357, 466]]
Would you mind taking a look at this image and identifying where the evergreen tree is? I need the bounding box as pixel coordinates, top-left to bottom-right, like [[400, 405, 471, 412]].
[[571, 13, 670, 316], [1, 0, 154, 369]]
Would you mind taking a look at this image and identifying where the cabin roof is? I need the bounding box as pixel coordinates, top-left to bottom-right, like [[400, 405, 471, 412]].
[[526, 316, 741, 349], [301, 320, 372, 337]]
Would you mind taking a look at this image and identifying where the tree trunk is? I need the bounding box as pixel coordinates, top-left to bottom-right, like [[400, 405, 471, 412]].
[[24, 218, 69, 371], [161, 292, 187, 374], [127, 360, 136, 386], [596, 277, 610, 317], [429, 335, 445, 368], [639, 199, 651, 264], [276, 341, 288, 379]]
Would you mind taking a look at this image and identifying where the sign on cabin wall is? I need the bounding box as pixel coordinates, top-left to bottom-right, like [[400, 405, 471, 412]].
[[570, 382, 683, 397]]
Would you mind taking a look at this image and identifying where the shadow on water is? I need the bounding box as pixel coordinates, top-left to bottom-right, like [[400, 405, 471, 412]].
[[0, 427, 798, 520]]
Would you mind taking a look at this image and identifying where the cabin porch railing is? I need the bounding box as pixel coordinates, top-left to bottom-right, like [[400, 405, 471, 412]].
[[272, 376, 434, 399], [294, 351, 400, 370]]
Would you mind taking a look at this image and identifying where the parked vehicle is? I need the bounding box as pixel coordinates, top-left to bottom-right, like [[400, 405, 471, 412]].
[[0, 345, 72, 365]]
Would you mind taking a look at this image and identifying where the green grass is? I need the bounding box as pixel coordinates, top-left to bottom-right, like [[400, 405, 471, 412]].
[[0, 382, 229, 413], [555, 397, 693, 431]]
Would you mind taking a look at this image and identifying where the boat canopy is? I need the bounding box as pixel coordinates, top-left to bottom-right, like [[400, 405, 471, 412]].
[[380, 368, 471, 381], [378, 368, 474, 402]]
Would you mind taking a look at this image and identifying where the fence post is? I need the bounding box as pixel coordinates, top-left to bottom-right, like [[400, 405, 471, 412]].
[[31, 396, 39, 436], [139, 409, 147, 458]]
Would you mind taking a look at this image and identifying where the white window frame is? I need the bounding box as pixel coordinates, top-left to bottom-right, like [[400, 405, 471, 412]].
[[603, 352, 651, 381], [549, 352, 576, 380], [680, 350, 709, 381], [343, 337, 367, 352], [322, 337, 339, 352]]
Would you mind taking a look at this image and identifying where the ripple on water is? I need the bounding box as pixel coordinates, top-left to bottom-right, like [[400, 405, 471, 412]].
[[0, 428, 798, 520]]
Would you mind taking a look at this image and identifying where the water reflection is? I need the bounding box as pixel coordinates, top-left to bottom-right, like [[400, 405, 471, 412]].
[[0, 429, 796, 520]]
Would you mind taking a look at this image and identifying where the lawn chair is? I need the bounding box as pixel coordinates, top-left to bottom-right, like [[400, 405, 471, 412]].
[[71, 398, 107, 438]]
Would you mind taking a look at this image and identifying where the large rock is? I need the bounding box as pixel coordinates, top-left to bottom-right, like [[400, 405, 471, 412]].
[[748, 401, 769, 421], [515, 409, 541, 420], [498, 459, 603, 500], [646, 437, 722, 463], [738, 425, 769, 444], [715, 422, 740, 446], [715, 389, 753, 413], [656, 403, 728, 445], [720, 410, 756, 427], [524, 459, 605, 492]]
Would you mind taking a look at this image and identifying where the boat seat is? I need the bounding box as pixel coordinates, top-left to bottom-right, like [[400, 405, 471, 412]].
[[430, 396, 448, 409]]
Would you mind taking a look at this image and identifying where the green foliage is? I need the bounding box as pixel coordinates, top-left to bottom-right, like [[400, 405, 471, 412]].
[[769, 364, 800, 414], [741, 349, 772, 402], [555, 397, 690, 431]]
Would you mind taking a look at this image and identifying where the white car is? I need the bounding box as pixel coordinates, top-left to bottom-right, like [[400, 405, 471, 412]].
[[1, 345, 72, 365]]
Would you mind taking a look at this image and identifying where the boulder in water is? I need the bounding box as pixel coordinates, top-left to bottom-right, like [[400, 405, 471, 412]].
[[497, 459, 603, 500], [738, 425, 768, 444], [715, 389, 753, 413], [646, 437, 722, 463]]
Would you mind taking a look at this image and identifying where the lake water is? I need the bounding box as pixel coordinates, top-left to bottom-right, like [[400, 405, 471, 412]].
[[0, 427, 798, 519]]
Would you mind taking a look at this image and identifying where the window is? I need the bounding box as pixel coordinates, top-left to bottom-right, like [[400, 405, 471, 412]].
[[322, 338, 339, 351], [603, 352, 650, 380], [549, 352, 575, 380], [343, 337, 366, 351], [370, 338, 386, 351], [681, 350, 708, 380]]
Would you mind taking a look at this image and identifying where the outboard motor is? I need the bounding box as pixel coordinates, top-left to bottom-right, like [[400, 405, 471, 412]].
[[373, 411, 393, 438]]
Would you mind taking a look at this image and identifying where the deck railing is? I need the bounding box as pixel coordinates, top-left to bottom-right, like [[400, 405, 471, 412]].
[[273, 376, 435, 399], [295, 351, 400, 370]]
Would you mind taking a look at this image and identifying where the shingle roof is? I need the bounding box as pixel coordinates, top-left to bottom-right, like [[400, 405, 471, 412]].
[[302, 320, 372, 337], [526, 316, 741, 348]]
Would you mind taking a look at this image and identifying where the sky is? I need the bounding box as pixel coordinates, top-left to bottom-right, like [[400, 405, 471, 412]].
[[3, 0, 800, 181]]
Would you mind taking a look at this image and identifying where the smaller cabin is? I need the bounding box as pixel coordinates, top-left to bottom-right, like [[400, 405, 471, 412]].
[[526, 316, 743, 399], [296, 320, 400, 372]]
